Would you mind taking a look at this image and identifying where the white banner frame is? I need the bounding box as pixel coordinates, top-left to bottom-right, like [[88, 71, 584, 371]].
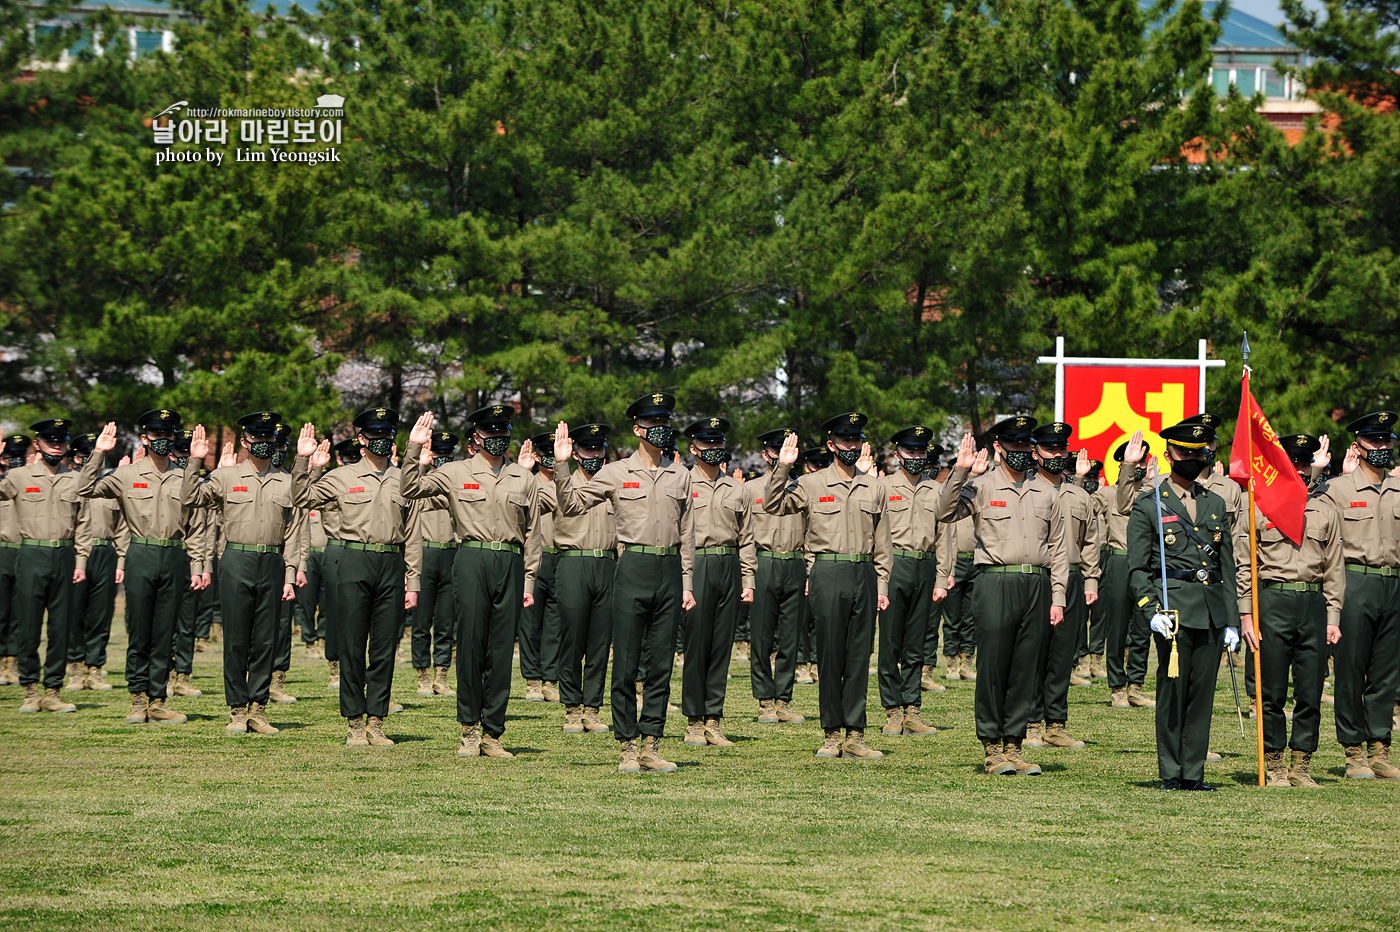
[[1037, 337, 1226, 422]]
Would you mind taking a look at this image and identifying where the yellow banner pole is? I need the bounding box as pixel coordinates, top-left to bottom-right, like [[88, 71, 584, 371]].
[[1242, 357, 1266, 787]]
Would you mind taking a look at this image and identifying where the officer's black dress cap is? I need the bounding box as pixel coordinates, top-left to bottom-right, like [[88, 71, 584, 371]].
[[430, 431, 459, 454], [570, 424, 611, 447], [137, 408, 181, 432], [1030, 421, 1073, 446], [467, 404, 514, 431], [30, 418, 73, 442], [626, 392, 675, 420], [1346, 411, 1398, 439], [821, 412, 867, 439], [354, 407, 399, 432], [1161, 422, 1215, 448], [238, 411, 281, 437], [757, 427, 796, 448], [890, 425, 934, 449], [989, 416, 1037, 443], [685, 417, 729, 442], [1278, 433, 1320, 465]]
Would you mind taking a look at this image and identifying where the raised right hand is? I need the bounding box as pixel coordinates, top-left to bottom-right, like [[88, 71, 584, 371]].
[[95, 422, 118, 454], [554, 421, 572, 462], [1122, 430, 1146, 465], [189, 425, 209, 460], [954, 432, 976, 470], [778, 432, 799, 466], [297, 422, 319, 458], [409, 411, 434, 447]]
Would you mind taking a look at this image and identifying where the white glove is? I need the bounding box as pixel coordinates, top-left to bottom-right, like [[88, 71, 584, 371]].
[[1223, 627, 1240, 652], [1150, 612, 1173, 638]]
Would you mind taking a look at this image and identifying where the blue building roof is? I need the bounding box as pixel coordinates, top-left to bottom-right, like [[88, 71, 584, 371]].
[[1202, 1, 1290, 47]]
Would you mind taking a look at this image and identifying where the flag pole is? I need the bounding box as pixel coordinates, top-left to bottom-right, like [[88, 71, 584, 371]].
[[1241, 333, 1266, 787]]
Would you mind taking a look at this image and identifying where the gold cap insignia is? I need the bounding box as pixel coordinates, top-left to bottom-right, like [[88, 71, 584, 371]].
[[493, 406, 504, 416], [55, 419, 66, 427], [376, 408, 387, 418], [1381, 413, 1392, 423], [915, 428, 925, 437], [710, 418, 720, 428], [652, 393, 664, 405], [1016, 417, 1028, 428], [1192, 426, 1204, 438], [160, 409, 170, 419], [590, 426, 599, 434], [261, 413, 272, 422], [849, 414, 860, 424]]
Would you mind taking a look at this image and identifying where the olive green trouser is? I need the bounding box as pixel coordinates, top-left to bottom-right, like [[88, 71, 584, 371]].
[[218, 548, 284, 708], [808, 559, 877, 731], [195, 553, 219, 639], [555, 553, 614, 709], [1250, 588, 1328, 753], [0, 546, 18, 656], [1032, 569, 1084, 724], [610, 550, 681, 742], [334, 547, 404, 720], [321, 541, 343, 663], [294, 548, 324, 645], [682, 551, 739, 718], [879, 554, 934, 709], [734, 599, 751, 644], [1333, 572, 1400, 747], [69, 541, 118, 668], [929, 555, 977, 660], [274, 589, 297, 673], [15, 543, 74, 690], [411, 545, 455, 670], [454, 546, 523, 738], [518, 551, 560, 681], [1154, 624, 1223, 783], [122, 541, 189, 699], [972, 570, 1049, 743], [1102, 552, 1151, 689], [749, 554, 805, 703]]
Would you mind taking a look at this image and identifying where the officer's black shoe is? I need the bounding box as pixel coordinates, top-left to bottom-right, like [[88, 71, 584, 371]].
[[1181, 780, 1216, 791], [1159, 778, 1182, 791]]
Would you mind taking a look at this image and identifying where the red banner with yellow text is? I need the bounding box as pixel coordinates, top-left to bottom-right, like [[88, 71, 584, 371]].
[[1229, 376, 1307, 544], [1064, 366, 1201, 483]]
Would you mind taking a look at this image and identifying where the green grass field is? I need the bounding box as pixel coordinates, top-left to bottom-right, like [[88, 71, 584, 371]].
[[1, 612, 1395, 932]]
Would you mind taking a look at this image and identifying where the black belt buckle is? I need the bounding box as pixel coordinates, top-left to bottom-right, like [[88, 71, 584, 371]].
[[1195, 568, 1210, 582]]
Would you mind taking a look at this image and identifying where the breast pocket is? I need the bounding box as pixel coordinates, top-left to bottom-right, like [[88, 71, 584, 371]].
[[666, 486, 688, 519], [980, 508, 1012, 543], [507, 492, 532, 525]]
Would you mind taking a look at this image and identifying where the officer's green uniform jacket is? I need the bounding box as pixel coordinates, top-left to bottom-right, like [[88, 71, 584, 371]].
[[1126, 478, 1239, 631]]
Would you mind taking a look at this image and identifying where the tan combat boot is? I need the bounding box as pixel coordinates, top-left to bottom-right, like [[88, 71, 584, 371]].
[[327, 661, 340, 691], [125, 692, 148, 723], [902, 705, 936, 737], [226, 705, 249, 734], [64, 661, 84, 691], [246, 703, 279, 734], [959, 653, 977, 680], [638, 735, 677, 772], [1072, 656, 1091, 681], [583, 707, 610, 733], [1366, 741, 1400, 779], [1394, 703, 1400, 733], [921, 664, 936, 691], [433, 666, 455, 696], [304, 640, 322, 660], [168, 669, 178, 697], [924, 670, 946, 694], [542, 681, 560, 703], [1045, 722, 1085, 749], [388, 700, 404, 714], [86, 666, 113, 691], [635, 681, 644, 711], [674, 651, 684, 668], [1069, 666, 1091, 688], [809, 662, 820, 684], [1003, 738, 1041, 776], [1024, 722, 1045, 748], [524, 678, 544, 702], [147, 697, 186, 724], [18, 683, 40, 713], [0, 656, 15, 685], [416, 668, 434, 696], [735, 640, 751, 662], [944, 655, 962, 681], [816, 729, 843, 758], [1343, 745, 1373, 779], [563, 705, 585, 733], [756, 699, 779, 723], [172, 673, 202, 697], [480, 733, 514, 759], [1288, 749, 1319, 788], [841, 729, 884, 760], [775, 700, 805, 724], [194, 638, 211, 653], [1206, 749, 1223, 763], [684, 717, 707, 746], [1110, 687, 1130, 708], [704, 717, 735, 747], [1127, 683, 1156, 707], [210, 622, 223, 643], [882, 706, 904, 736], [1089, 653, 1107, 678], [1265, 750, 1290, 787], [268, 670, 297, 704], [367, 716, 394, 747], [457, 724, 481, 757], [618, 739, 641, 773], [346, 716, 369, 746], [794, 663, 814, 685], [984, 738, 1015, 775]]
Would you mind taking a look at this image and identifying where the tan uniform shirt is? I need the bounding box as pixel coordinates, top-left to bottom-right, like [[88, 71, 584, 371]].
[[1107, 467, 1148, 551], [743, 469, 806, 555], [78, 455, 205, 572], [306, 509, 328, 550], [554, 455, 696, 589], [80, 493, 130, 572], [401, 443, 542, 588], [1235, 494, 1345, 624], [415, 491, 457, 545], [524, 474, 559, 580], [935, 512, 977, 585], [880, 469, 940, 554], [0, 464, 89, 562], [689, 466, 757, 590], [0, 497, 19, 544], [761, 462, 892, 597], [1049, 476, 1101, 595], [293, 456, 422, 591], [552, 469, 618, 552], [1317, 468, 1400, 569], [937, 465, 1070, 607], [181, 460, 303, 585]]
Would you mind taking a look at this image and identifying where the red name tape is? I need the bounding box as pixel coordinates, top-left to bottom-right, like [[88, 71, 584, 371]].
[[755, 498, 763, 504], [989, 500, 1007, 508], [623, 482, 640, 489], [24, 487, 40, 493], [132, 482, 148, 489], [1160, 515, 1178, 523], [348, 486, 365, 493], [693, 492, 700, 497], [889, 495, 903, 502], [232, 486, 248, 492], [1350, 501, 1368, 509], [463, 483, 480, 490], [1265, 522, 1276, 530], [818, 496, 835, 503]]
